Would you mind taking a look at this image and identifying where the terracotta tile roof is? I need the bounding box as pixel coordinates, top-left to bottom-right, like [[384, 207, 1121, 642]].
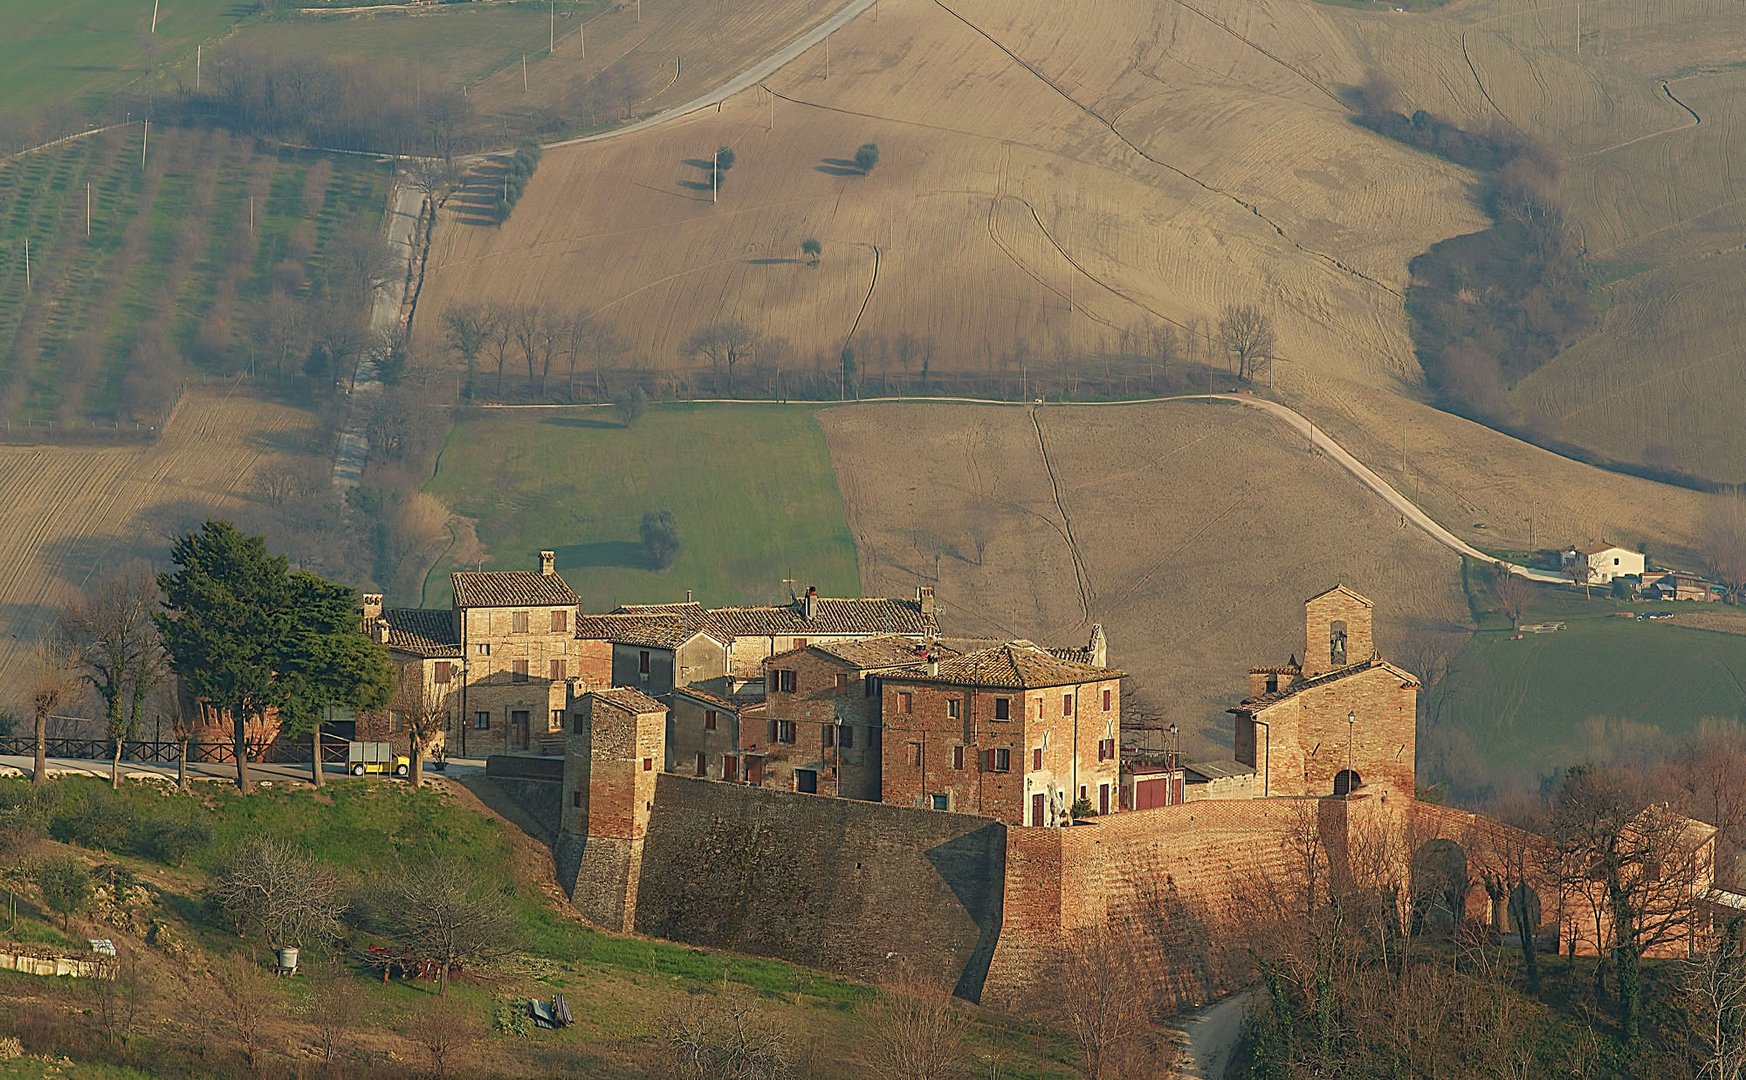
[[575, 613, 725, 649], [586, 687, 667, 715], [1229, 658, 1418, 714], [673, 684, 756, 711], [366, 608, 462, 659], [769, 634, 955, 670], [611, 596, 936, 640], [451, 570, 577, 609], [1307, 583, 1372, 608], [1184, 760, 1256, 781], [884, 643, 1122, 690]]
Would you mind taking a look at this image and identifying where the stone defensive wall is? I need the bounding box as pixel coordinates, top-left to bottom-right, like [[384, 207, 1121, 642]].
[[631, 774, 1009, 1001]]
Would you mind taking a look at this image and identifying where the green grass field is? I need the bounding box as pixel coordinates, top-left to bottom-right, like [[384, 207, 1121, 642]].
[[1435, 586, 1746, 790], [0, 0, 244, 117], [0, 127, 390, 424], [422, 405, 860, 611], [231, 3, 604, 93]]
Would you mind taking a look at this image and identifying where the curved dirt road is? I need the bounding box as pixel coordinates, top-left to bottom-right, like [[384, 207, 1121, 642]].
[[543, 0, 881, 150]]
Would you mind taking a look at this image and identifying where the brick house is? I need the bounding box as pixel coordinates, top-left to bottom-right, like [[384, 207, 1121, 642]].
[[451, 552, 582, 755], [1229, 585, 1419, 800], [666, 683, 763, 783], [739, 635, 945, 799], [878, 644, 1124, 826]]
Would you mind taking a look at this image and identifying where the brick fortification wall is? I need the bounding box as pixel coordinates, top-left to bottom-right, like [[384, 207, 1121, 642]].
[[985, 797, 1359, 1011], [634, 774, 1008, 1002]]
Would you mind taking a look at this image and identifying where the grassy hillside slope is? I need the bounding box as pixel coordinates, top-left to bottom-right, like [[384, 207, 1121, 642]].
[[421, 405, 859, 610]]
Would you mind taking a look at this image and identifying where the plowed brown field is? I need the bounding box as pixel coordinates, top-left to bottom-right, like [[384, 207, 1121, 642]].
[[819, 399, 1471, 757], [0, 391, 312, 684]]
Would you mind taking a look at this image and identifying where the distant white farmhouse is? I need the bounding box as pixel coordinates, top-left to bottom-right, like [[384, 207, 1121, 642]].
[[1561, 543, 1645, 585]]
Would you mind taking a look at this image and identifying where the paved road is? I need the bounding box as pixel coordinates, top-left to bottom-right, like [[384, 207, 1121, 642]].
[[0, 754, 489, 787], [543, 0, 882, 150], [1177, 989, 1256, 1079]]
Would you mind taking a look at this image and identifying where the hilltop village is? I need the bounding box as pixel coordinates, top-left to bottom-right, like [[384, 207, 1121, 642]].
[[345, 553, 1723, 1008]]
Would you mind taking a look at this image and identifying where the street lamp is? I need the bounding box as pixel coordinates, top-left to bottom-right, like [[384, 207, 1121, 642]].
[[1344, 710, 1356, 798]]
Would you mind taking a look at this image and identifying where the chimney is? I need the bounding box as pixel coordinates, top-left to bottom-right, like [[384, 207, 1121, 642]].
[[802, 585, 817, 620], [374, 618, 390, 645], [927, 659, 940, 676], [917, 585, 936, 617], [539, 550, 556, 576], [361, 593, 384, 621]]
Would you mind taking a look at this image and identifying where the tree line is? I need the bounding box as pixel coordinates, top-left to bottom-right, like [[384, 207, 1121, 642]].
[[1351, 72, 1592, 433], [19, 521, 404, 794]]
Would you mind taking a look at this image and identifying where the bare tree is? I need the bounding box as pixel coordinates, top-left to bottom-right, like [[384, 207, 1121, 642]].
[[324, 215, 399, 303], [25, 642, 75, 787], [858, 965, 965, 1080], [683, 322, 759, 396], [1491, 564, 1535, 631], [483, 303, 514, 395], [304, 963, 367, 1067], [58, 570, 166, 788], [1568, 553, 1595, 600], [1705, 492, 1746, 605], [406, 994, 485, 1080], [405, 156, 460, 205], [1685, 922, 1746, 1080], [91, 955, 149, 1049], [1550, 765, 1710, 1041], [1217, 304, 1275, 383], [668, 993, 794, 1080], [508, 304, 543, 393], [158, 680, 199, 791], [441, 301, 492, 390], [211, 953, 281, 1076], [211, 836, 347, 952], [390, 677, 451, 787], [1059, 929, 1150, 1079], [373, 860, 518, 996]]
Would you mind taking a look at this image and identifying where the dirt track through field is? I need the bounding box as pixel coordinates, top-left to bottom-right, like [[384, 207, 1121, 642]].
[[1030, 408, 1093, 621]]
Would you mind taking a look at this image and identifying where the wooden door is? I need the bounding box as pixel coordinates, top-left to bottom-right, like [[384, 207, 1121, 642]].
[[1031, 792, 1046, 827], [511, 710, 530, 751]]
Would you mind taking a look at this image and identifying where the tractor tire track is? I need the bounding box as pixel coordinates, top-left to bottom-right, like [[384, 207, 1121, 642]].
[[1583, 79, 1702, 159], [1030, 407, 1094, 622], [1663, 80, 1702, 127], [1460, 26, 1524, 136], [1162, 0, 1344, 108], [933, 0, 1401, 300]]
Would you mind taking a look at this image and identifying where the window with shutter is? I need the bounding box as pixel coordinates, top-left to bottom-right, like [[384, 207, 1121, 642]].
[[512, 660, 529, 683], [897, 691, 913, 714], [696, 752, 707, 776], [512, 611, 530, 634], [704, 710, 717, 731], [1032, 747, 1042, 771], [434, 662, 452, 684], [1062, 693, 1074, 716], [1102, 688, 1112, 711], [993, 697, 1011, 720], [774, 669, 797, 693], [549, 659, 566, 681], [724, 755, 738, 780], [835, 673, 851, 695], [639, 650, 651, 674], [952, 745, 964, 770], [839, 725, 854, 749], [822, 724, 834, 749], [550, 610, 568, 633]]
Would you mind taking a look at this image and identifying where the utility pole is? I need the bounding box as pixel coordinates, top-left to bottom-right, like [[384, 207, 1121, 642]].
[[249, 195, 255, 232], [580, 23, 585, 57], [86, 182, 91, 238], [23, 237, 29, 293], [824, 33, 830, 79], [196, 44, 201, 91], [141, 118, 148, 171], [523, 54, 528, 93], [711, 148, 718, 204], [550, 0, 555, 54], [766, 85, 773, 131], [637, 0, 641, 23], [151, 0, 159, 33]]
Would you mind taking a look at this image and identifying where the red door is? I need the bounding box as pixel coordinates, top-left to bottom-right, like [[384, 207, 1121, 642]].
[[1134, 777, 1167, 810], [1099, 783, 1110, 816], [1031, 792, 1046, 827], [747, 756, 765, 785]]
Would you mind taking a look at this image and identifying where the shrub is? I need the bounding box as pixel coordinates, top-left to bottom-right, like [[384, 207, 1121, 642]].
[[853, 142, 879, 174], [613, 386, 648, 427], [35, 855, 92, 930], [640, 510, 683, 571], [50, 786, 136, 853], [136, 818, 212, 867]]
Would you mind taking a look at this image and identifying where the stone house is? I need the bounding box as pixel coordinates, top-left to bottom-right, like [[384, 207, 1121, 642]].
[[737, 635, 947, 799], [571, 615, 729, 699], [360, 595, 463, 756], [450, 551, 582, 755], [1229, 585, 1419, 800], [1645, 571, 1718, 602], [878, 644, 1124, 826], [666, 683, 764, 783], [601, 586, 940, 682]]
